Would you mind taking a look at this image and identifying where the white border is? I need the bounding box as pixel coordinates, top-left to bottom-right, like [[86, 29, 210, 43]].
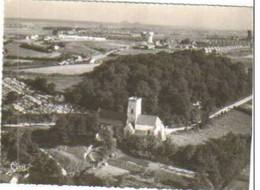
[[0, 0, 255, 190], [41, 0, 253, 7]]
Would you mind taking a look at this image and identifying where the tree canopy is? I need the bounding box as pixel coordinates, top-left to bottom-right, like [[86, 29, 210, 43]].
[[65, 50, 251, 125]]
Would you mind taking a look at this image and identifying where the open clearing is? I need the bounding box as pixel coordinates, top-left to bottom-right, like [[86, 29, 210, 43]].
[[19, 63, 100, 75], [170, 110, 252, 147]]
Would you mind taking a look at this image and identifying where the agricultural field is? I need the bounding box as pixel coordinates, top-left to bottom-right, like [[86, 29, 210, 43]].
[[4, 42, 61, 59], [19, 63, 100, 75], [90, 152, 196, 188], [170, 110, 252, 147], [59, 41, 100, 57]]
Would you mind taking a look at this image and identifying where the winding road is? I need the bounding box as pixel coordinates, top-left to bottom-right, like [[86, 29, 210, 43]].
[[209, 95, 252, 119]]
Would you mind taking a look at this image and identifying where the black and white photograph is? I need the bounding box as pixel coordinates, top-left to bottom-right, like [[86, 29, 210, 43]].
[[0, 0, 254, 189]]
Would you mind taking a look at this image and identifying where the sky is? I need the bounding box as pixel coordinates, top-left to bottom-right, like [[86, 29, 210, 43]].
[[4, 0, 253, 30]]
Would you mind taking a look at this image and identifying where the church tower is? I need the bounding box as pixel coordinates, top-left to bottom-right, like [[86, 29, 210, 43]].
[[127, 97, 142, 125]]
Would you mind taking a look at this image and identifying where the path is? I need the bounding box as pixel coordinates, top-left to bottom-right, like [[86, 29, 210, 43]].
[[209, 95, 252, 119]]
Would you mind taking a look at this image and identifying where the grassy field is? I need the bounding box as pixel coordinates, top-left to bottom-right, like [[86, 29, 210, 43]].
[[60, 41, 99, 57], [5, 42, 61, 59], [170, 110, 252, 147], [229, 55, 253, 69], [19, 63, 100, 75], [43, 76, 84, 92]]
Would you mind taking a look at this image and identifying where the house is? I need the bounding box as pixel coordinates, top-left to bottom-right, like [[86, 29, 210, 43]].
[[124, 97, 166, 141]]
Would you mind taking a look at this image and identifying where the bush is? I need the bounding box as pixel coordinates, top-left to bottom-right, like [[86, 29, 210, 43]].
[[22, 77, 57, 95]]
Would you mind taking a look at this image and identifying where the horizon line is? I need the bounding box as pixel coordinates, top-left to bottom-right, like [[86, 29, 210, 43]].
[[4, 17, 252, 31]]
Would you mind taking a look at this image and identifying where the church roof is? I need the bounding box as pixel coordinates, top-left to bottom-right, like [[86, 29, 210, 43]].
[[136, 115, 159, 127]]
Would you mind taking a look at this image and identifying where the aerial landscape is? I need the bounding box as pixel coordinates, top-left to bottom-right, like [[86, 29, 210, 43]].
[[0, 1, 253, 189]]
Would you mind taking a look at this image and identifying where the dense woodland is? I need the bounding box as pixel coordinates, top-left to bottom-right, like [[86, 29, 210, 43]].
[[65, 50, 251, 125], [120, 132, 251, 189]]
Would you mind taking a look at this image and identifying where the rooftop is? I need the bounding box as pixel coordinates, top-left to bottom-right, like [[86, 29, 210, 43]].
[[136, 115, 159, 127], [129, 97, 142, 101]]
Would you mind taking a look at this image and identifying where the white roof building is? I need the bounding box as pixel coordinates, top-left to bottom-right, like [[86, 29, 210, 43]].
[[124, 97, 166, 141]]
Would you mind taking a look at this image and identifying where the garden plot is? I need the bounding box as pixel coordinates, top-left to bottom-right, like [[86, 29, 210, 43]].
[[95, 153, 197, 188]]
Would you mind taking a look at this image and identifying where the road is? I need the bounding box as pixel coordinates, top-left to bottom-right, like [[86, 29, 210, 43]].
[[209, 95, 252, 119], [167, 95, 252, 135]]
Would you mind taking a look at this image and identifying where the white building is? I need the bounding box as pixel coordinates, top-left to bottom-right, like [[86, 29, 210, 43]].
[[124, 97, 166, 141], [147, 32, 154, 44], [58, 34, 106, 41]]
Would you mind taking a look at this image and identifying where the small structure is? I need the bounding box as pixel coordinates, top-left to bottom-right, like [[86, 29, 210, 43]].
[[124, 97, 166, 141]]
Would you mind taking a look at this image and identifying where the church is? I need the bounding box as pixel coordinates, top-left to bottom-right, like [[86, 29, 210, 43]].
[[124, 97, 167, 141]]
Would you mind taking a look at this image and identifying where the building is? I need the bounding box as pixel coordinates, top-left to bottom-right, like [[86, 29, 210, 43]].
[[247, 30, 252, 40], [147, 32, 154, 44], [58, 34, 106, 41], [124, 97, 166, 141], [140, 31, 154, 44]]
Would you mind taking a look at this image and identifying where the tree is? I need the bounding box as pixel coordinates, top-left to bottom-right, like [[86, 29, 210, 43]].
[[5, 91, 20, 104], [23, 77, 57, 95], [98, 126, 117, 155], [28, 152, 64, 185], [51, 113, 99, 145]]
